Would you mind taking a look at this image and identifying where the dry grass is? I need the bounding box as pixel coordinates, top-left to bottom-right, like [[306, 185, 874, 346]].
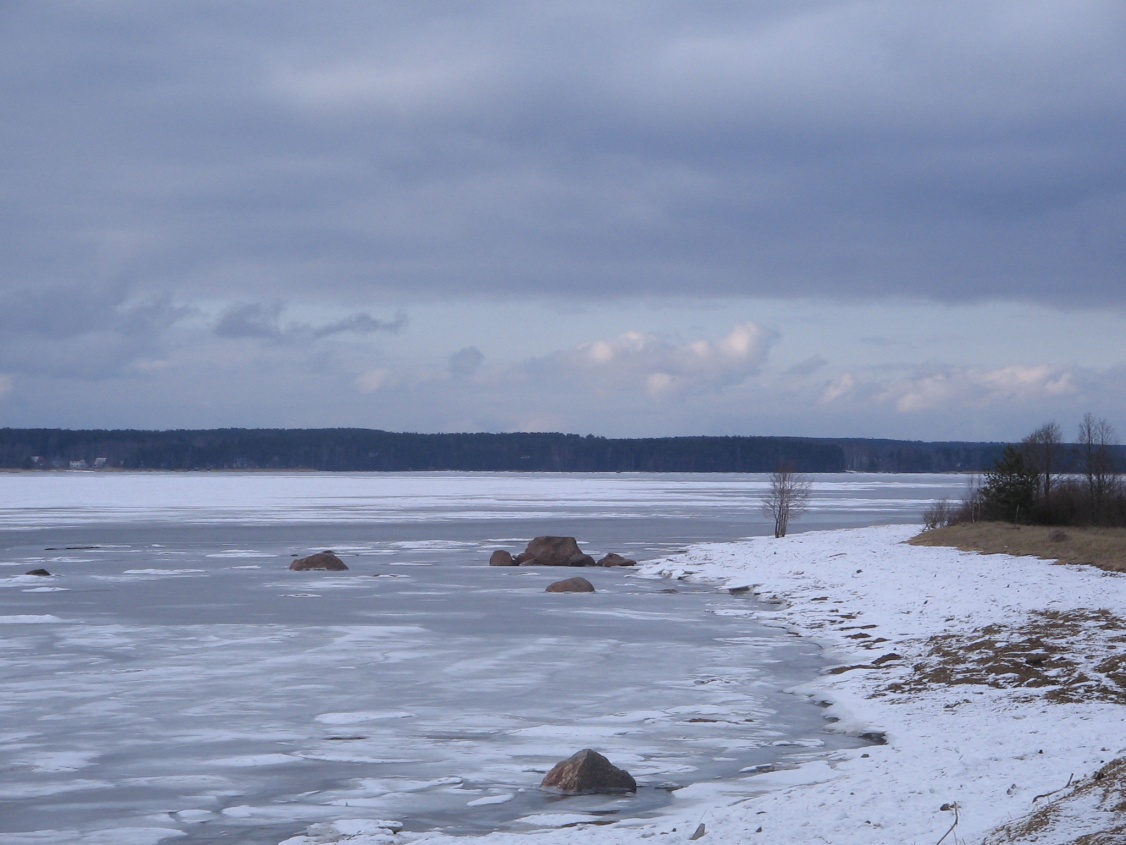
[[884, 609, 1126, 705], [981, 756, 1126, 845], [908, 522, 1126, 573]]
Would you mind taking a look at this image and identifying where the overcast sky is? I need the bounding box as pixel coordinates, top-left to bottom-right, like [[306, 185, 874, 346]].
[[2, 1, 1124, 441]]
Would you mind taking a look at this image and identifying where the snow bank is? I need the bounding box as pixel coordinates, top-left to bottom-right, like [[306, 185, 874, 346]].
[[396, 524, 1126, 845]]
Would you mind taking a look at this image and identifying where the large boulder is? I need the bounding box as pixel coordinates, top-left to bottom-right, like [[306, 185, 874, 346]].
[[489, 550, 516, 567], [289, 551, 348, 571], [541, 749, 636, 794], [597, 553, 636, 567], [517, 536, 595, 567], [545, 576, 596, 593]]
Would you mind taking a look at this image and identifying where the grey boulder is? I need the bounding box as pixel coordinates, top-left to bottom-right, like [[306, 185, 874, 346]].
[[597, 553, 636, 567], [517, 536, 595, 567], [489, 550, 516, 566], [545, 576, 596, 593], [541, 749, 636, 794], [289, 551, 348, 571]]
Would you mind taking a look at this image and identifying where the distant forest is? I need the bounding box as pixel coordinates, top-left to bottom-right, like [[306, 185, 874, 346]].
[[0, 427, 1059, 473]]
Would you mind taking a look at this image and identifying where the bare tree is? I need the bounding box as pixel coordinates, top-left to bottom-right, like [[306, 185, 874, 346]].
[[1077, 413, 1119, 524], [1021, 421, 1063, 504], [762, 464, 812, 538]]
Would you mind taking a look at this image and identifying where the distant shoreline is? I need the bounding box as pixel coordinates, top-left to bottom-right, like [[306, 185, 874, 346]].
[[0, 427, 1021, 473]]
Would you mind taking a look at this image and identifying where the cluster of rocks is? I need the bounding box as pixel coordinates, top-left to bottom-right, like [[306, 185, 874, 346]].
[[489, 536, 636, 568], [285, 537, 636, 579]]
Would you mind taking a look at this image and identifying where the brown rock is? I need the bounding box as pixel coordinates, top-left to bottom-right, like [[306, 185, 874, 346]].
[[489, 550, 516, 566], [545, 576, 596, 593], [541, 749, 636, 794], [518, 536, 594, 566], [289, 551, 348, 571], [597, 553, 636, 567]]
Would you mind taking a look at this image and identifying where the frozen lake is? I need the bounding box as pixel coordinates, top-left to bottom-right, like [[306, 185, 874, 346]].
[[0, 471, 967, 844]]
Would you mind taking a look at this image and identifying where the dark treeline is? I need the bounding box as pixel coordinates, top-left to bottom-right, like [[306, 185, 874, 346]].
[[956, 415, 1126, 528], [0, 428, 1032, 473]]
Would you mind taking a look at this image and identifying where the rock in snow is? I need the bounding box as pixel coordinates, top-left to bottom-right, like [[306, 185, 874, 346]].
[[289, 551, 348, 571], [491, 536, 637, 567], [597, 553, 636, 567], [488, 549, 516, 566], [544, 576, 596, 593], [517, 536, 596, 567], [541, 749, 637, 794]]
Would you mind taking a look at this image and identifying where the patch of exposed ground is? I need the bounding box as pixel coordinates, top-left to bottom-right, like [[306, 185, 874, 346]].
[[908, 522, 1126, 573], [884, 608, 1126, 704]]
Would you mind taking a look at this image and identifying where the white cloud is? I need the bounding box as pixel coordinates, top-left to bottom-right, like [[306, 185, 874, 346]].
[[561, 322, 772, 397], [888, 364, 1078, 413], [645, 372, 677, 398], [978, 365, 1076, 398], [355, 369, 393, 394], [272, 54, 493, 118], [0, 374, 12, 400], [820, 373, 857, 404]]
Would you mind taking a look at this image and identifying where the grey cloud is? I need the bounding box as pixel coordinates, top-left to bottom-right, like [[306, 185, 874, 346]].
[[0, 284, 196, 379], [786, 355, 828, 377], [114, 295, 198, 338], [310, 312, 407, 339], [214, 302, 287, 340], [215, 301, 405, 342], [0, 282, 132, 338], [1, 2, 1123, 311], [448, 346, 485, 378], [0, 333, 149, 381]]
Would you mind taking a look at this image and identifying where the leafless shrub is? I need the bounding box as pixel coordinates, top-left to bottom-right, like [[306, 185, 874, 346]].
[[922, 499, 956, 531], [761, 464, 811, 538]]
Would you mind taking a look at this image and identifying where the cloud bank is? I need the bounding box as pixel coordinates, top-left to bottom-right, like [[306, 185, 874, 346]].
[[1, 2, 1123, 438], [4, 1, 1123, 311]]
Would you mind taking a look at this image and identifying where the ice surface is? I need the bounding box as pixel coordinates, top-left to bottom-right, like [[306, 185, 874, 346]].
[[0, 470, 964, 531], [315, 712, 416, 724], [0, 471, 972, 844], [466, 794, 515, 807]]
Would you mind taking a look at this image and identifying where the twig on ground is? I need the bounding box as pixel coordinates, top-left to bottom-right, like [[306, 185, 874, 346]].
[[1032, 773, 1074, 804], [936, 802, 959, 845]]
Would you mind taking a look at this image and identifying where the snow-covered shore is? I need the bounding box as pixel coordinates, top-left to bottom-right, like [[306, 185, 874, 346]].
[[376, 524, 1126, 845]]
